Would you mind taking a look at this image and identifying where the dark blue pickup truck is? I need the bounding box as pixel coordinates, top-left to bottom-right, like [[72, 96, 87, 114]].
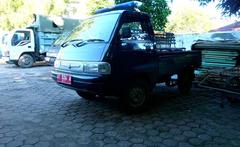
[[52, 2, 201, 112]]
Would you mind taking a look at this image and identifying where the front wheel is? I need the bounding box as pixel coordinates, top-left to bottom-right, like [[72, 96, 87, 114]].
[[18, 54, 34, 68], [122, 81, 149, 113]]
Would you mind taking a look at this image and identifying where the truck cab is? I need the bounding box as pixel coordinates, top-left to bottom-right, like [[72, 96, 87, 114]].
[[4, 29, 35, 67], [52, 1, 201, 112]]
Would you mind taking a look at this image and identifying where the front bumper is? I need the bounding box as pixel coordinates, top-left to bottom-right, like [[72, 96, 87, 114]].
[[1, 56, 13, 64], [51, 69, 115, 95]]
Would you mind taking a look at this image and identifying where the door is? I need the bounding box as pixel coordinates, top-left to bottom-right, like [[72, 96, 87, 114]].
[[8, 29, 34, 60], [113, 19, 158, 82]]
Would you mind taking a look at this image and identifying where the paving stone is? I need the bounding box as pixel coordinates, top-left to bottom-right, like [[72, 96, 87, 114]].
[[104, 131, 117, 137], [104, 144, 119, 147], [91, 134, 105, 140], [213, 137, 228, 144], [117, 141, 132, 147], [0, 137, 13, 144], [40, 135, 54, 141], [6, 139, 23, 147], [183, 131, 197, 138], [162, 139, 178, 147], [189, 138, 203, 146], [159, 132, 173, 139], [116, 135, 130, 141], [130, 138, 144, 144], [0, 129, 11, 134], [169, 128, 182, 135], [132, 144, 146, 147], [103, 137, 117, 144], [178, 142, 193, 147], [149, 136, 162, 143], [147, 130, 159, 136], [54, 133, 67, 138], [198, 134, 211, 141], [24, 137, 39, 145], [5, 131, 19, 137], [21, 145, 34, 147], [92, 128, 105, 134], [33, 141, 50, 147], [230, 139, 240, 146]]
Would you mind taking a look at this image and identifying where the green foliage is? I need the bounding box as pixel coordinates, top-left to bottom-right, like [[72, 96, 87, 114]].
[[198, 0, 240, 16], [165, 6, 213, 33], [87, 0, 114, 15], [115, 0, 171, 31], [0, 0, 70, 31]]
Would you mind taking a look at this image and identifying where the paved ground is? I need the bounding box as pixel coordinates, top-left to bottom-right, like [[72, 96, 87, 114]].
[[0, 63, 240, 147]]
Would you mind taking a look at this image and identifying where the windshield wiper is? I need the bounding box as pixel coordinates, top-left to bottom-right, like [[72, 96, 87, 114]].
[[75, 39, 105, 47], [61, 39, 83, 48], [86, 39, 105, 42]]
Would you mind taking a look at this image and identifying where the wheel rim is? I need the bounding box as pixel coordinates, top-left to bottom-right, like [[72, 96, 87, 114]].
[[128, 87, 146, 108], [20, 55, 33, 67], [23, 56, 31, 65]]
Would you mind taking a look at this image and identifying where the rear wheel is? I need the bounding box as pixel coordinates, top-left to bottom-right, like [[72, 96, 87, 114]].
[[76, 91, 95, 100], [122, 81, 149, 113], [178, 69, 194, 95], [18, 54, 34, 68]]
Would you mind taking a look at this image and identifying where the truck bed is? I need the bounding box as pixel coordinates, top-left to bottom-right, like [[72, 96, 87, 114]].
[[155, 50, 201, 81]]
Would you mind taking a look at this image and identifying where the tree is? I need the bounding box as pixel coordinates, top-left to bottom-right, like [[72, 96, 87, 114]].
[[86, 0, 114, 15], [198, 0, 240, 16], [165, 5, 213, 33], [0, 0, 70, 31], [115, 0, 171, 31]]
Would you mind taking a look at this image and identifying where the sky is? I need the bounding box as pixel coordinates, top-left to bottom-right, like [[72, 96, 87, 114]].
[[168, 0, 238, 28]]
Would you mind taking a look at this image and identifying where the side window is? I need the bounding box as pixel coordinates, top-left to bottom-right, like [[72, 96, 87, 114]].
[[119, 21, 152, 51], [120, 22, 150, 41], [11, 31, 31, 46]]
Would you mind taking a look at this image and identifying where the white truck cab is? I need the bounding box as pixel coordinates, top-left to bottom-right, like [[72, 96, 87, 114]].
[[6, 29, 35, 67]]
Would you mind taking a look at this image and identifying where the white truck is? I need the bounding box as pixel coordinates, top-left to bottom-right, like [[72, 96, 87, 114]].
[[2, 14, 80, 67]]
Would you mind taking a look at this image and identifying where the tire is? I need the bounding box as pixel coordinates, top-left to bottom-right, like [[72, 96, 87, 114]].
[[18, 54, 34, 68], [76, 91, 95, 100], [122, 81, 149, 113], [178, 69, 194, 95]]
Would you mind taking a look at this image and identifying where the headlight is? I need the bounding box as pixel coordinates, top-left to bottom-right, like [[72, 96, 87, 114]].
[[83, 62, 111, 74]]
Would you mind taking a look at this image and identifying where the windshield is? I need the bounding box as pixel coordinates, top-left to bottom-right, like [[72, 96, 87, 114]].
[[53, 32, 70, 46], [65, 13, 120, 43]]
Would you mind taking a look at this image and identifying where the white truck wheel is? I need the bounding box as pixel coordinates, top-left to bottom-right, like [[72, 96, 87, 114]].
[[18, 54, 34, 68]]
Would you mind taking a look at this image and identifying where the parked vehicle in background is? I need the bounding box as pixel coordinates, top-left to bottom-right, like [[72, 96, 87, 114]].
[[0, 33, 8, 59], [45, 32, 70, 65], [2, 14, 80, 68], [52, 1, 202, 112]]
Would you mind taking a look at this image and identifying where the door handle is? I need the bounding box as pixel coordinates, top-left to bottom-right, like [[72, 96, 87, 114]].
[[28, 46, 31, 48]]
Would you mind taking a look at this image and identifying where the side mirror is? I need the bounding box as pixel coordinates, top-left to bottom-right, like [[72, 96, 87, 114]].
[[121, 27, 131, 38]]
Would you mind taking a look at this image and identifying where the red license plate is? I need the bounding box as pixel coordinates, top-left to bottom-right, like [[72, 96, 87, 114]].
[[57, 74, 72, 85]]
